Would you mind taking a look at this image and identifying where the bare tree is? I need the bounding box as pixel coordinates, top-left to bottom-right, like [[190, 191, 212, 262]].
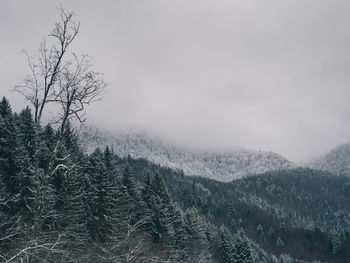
[[11, 7, 106, 241], [15, 7, 80, 125], [14, 6, 105, 174]]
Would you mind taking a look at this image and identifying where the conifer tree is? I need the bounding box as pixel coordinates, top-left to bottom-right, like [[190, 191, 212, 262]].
[[17, 107, 36, 161], [141, 173, 152, 206], [151, 173, 172, 206], [170, 204, 186, 249], [276, 236, 284, 248], [0, 112, 22, 198], [85, 148, 116, 243], [147, 173, 175, 244], [0, 97, 12, 118], [232, 231, 254, 263], [103, 146, 114, 174], [217, 228, 234, 263], [16, 148, 36, 221], [122, 164, 140, 201], [184, 207, 205, 242], [62, 121, 80, 156]]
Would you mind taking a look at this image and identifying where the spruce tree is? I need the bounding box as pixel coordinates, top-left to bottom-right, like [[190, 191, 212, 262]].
[[217, 228, 234, 263], [171, 204, 186, 249], [141, 173, 152, 206], [0, 97, 12, 118], [16, 147, 36, 221], [17, 107, 36, 161], [85, 148, 116, 243], [148, 173, 175, 244], [122, 164, 140, 201], [184, 207, 205, 242], [0, 113, 21, 197], [232, 231, 254, 263]]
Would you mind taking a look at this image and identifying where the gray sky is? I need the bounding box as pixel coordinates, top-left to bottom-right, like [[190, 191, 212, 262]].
[[1, 0, 350, 163]]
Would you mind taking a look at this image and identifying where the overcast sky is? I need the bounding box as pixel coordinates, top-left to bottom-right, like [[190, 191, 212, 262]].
[[1, 0, 350, 162]]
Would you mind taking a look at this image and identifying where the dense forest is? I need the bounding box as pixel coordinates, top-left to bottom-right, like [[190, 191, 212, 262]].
[[123, 157, 350, 262], [1, 97, 349, 262]]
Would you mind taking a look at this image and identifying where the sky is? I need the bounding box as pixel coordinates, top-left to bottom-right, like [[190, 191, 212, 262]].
[[1, 0, 350, 163]]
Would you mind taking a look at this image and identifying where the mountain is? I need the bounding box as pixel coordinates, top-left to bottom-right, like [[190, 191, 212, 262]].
[[122, 157, 350, 262], [79, 126, 296, 181], [308, 143, 350, 176]]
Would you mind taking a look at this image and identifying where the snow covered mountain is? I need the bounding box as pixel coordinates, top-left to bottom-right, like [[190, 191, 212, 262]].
[[308, 143, 350, 176], [78, 126, 296, 181]]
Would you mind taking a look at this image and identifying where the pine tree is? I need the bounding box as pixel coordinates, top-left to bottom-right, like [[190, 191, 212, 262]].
[[16, 148, 36, 221], [171, 204, 186, 249], [151, 173, 172, 206], [17, 107, 36, 161], [141, 173, 152, 206], [103, 146, 114, 174], [0, 113, 21, 197], [256, 224, 264, 238], [122, 164, 140, 201], [0, 97, 12, 118], [228, 203, 236, 217], [61, 121, 80, 157], [148, 194, 174, 243], [331, 235, 341, 254], [232, 231, 254, 263], [217, 228, 234, 263], [184, 207, 205, 242], [141, 173, 170, 242], [276, 236, 284, 248], [85, 148, 116, 243]]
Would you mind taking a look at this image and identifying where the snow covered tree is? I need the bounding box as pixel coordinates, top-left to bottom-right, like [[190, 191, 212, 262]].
[[16, 107, 36, 161], [122, 164, 140, 202], [85, 148, 116, 243], [256, 224, 264, 235], [0, 112, 21, 197], [170, 204, 186, 249], [232, 231, 254, 263], [276, 236, 284, 248], [141, 173, 152, 205], [0, 97, 12, 118], [330, 234, 341, 254], [216, 228, 234, 263], [184, 207, 205, 242]]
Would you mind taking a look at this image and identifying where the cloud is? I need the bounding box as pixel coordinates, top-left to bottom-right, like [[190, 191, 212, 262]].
[[1, 0, 350, 162]]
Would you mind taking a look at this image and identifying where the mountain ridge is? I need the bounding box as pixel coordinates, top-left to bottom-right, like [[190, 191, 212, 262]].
[[79, 125, 296, 181], [308, 142, 350, 176]]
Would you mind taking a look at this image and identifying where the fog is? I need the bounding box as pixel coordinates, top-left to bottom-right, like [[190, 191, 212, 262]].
[[1, 0, 350, 162]]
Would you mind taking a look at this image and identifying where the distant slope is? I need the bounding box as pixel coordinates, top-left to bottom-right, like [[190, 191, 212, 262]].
[[120, 156, 350, 262], [79, 126, 296, 181], [308, 143, 350, 176]]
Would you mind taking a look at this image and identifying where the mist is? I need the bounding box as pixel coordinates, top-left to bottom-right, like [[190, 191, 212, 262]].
[[1, 0, 350, 162]]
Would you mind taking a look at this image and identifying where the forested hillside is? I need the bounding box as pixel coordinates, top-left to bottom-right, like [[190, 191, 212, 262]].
[[0, 97, 211, 262], [1, 97, 340, 263], [309, 143, 350, 177], [125, 157, 350, 262], [79, 126, 296, 182]]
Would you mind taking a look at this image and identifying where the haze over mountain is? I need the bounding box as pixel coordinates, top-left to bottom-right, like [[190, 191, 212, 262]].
[[308, 143, 350, 177], [2, 0, 350, 163], [79, 126, 296, 181]]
